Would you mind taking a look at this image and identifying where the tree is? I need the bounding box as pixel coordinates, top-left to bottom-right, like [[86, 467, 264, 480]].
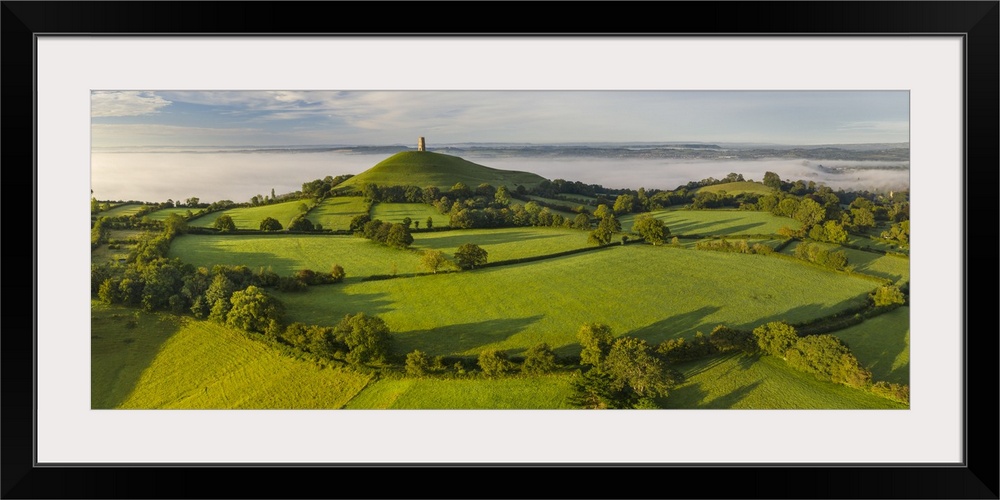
[[494, 185, 511, 206], [259, 217, 283, 231], [792, 198, 826, 227], [632, 214, 669, 245], [522, 343, 558, 375], [613, 194, 635, 214], [763, 171, 782, 191], [287, 216, 314, 231], [573, 213, 591, 230], [329, 264, 346, 283], [588, 215, 620, 245], [425, 216, 434, 229], [420, 250, 448, 273], [225, 285, 285, 334], [568, 369, 624, 409], [752, 321, 799, 358], [405, 350, 432, 377], [577, 323, 614, 367], [871, 285, 906, 307], [593, 204, 612, 219], [454, 243, 488, 270], [334, 313, 392, 365], [213, 214, 237, 232], [477, 349, 514, 378], [349, 214, 371, 232], [385, 223, 414, 249], [604, 336, 677, 399]]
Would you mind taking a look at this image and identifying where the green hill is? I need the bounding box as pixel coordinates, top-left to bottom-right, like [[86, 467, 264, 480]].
[[336, 151, 549, 192], [693, 181, 773, 196]]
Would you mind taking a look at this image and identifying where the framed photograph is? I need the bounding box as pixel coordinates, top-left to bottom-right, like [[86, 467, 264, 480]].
[[5, 1, 996, 498]]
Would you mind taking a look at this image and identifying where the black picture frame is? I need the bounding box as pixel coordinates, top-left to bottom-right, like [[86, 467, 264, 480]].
[[3, 2, 997, 498]]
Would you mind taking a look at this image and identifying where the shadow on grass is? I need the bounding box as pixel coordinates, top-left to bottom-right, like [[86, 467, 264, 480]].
[[91, 305, 184, 409], [393, 314, 544, 357], [412, 229, 565, 249], [628, 305, 722, 344]]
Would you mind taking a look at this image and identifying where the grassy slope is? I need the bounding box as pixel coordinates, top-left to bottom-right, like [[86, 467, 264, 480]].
[[189, 200, 308, 230], [346, 374, 576, 409], [781, 240, 910, 284], [831, 307, 910, 385], [97, 204, 146, 218], [619, 209, 802, 235], [92, 303, 372, 409], [167, 227, 593, 279], [663, 352, 906, 409], [692, 181, 773, 196], [308, 197, 370, 231], [145, 207, 195, 221], [277, 245, 880, 358], [337, 151, 548, 192]]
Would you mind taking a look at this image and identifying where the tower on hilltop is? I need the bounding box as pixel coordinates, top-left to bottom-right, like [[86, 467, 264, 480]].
[[418, 137, 426, 152]]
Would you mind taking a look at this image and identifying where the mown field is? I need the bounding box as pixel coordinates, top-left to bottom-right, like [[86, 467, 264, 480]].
[[662, 352, 907, 409], [92, 302, 372, 409], [276, 245, 880, 357], [619, 209, 802, 235], [345, 374, 576, 409], [189, 200, 308, 230], [307, 197, 370, 231], [371, 202, 445, 228], [166, 227, 595, 279], [831, 306, 910, 385]]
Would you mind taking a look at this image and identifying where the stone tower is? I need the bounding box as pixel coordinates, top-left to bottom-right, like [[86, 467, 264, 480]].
[[418, 137, 426, 152]]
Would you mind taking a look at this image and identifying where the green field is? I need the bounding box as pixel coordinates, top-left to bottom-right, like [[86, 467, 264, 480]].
[[411, 227, 591, 263], [371, 202, 445, 228], [308, 197, 370, 230], [167, 227, 595, 279], [189, 200, 308, 230], [145, 207, 195, 221], [782, 240, 910, 284], [97, 203, 147, 218], [525, 195, 587, 211], [168, 234, 424, 278], [692, 181, 772, 196], [619, 209, 801, 236], [92, 302, 372, 409], [276, 245, 880, 357], [663, 352, 906, 409], [831, 307, 910, 385], [345, 374, 575, 409]]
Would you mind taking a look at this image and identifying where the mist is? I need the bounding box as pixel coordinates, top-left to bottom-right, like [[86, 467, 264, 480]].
[[90, 149, 909, 204]]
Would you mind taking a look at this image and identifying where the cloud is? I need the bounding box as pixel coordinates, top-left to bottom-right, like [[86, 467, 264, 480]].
[[91, 91, 172, 117]]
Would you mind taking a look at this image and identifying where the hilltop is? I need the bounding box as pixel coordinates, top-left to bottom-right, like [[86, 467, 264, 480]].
[[335, 150, 549, 192]]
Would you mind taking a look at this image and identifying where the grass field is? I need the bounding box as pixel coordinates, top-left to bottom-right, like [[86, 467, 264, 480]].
[[92, 302, 373, 409], [692, 181, 772, 196], [168, 234, 425, 278], [781, 240, 910, 284], [276, 245, 880, 358], [411, 227, 591, 263], [662, 352, 906, 409], [525, 195, 587, 211], [189, 200, 308, 230], [830, 307, 909, 385], [619, 209, 801, 236], [97, 203, 147, 218], [345, 374, 575, 409], [167, 227, 595, 278], [308, 197, 370, 231], [371, 203, 445, 228], [145, 207, 195, 221]]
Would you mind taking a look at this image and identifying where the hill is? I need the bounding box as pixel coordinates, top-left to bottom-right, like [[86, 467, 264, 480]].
[[335, 151, 549, 192], [692, 181, 773, 196]]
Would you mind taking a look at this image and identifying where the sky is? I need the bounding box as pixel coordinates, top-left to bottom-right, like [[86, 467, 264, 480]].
[[91, 90, 909, 148]]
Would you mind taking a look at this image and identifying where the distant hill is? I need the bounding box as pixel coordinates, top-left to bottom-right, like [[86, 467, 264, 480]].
[[692, 181, 773, 196], [335, 151, 549, 192]]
